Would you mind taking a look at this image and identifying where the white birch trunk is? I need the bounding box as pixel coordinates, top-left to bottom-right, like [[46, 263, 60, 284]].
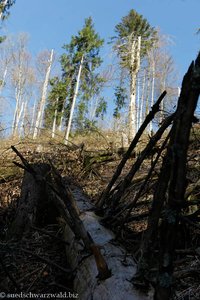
[[145, 72, 151, 119], [0, 66, 7, 95], [30, 100, 36, 134], [149, 59, 155, 134], [139, 69, 146, 128], [159, 79, 166, 124], [13, 100, 24, 136], [136, 75, 140, 132], [64, 55, 84, 145], [12, 96, 18, 135], [177, 86, 181, 97], [52, 97, 59, 138], [19, 100, 27, 137], [33, 49, 54, 139], [12, 57, 24, 136], [12, 85, 22, 135], [128, 36, 141, 143], [129, 73, 137, 142]]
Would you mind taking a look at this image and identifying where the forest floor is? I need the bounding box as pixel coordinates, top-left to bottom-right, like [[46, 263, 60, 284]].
[[0, 131, 200, 299]]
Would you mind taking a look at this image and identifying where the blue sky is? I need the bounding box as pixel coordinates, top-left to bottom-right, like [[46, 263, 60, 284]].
[[0, 0, 199, 131], [3, 0, 200, 78]]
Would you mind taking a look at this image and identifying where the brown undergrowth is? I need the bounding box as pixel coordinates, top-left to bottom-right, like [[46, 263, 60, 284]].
[[0, 128, 200, 298]]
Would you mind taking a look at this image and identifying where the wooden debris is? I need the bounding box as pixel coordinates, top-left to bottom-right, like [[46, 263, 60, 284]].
[[98, 91, 167, 208]]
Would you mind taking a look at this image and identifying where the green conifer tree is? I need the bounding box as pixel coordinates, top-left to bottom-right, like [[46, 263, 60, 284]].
[[45, 17, 106, 138]]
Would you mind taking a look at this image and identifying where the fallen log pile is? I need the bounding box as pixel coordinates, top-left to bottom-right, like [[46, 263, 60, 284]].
[[3, 146, 152, 299]]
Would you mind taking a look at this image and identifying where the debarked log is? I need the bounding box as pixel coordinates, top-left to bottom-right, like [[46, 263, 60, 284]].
[[62, 186, 153, 300], [7, 153, 153, 299]]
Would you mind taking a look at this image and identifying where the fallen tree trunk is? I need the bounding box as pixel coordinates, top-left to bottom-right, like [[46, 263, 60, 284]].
[[63, 185, 153, 300], [8, 148, 153, 299]]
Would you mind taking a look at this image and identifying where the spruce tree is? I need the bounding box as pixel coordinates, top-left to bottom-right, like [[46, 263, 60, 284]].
[[45, 17, 105, 139], [0, 0, 15, 20], [0, 0, 16, 42], [113, 9, 157, 141]]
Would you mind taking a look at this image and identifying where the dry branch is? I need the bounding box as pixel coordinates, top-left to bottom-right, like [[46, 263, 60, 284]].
[[141, 52, 200, 300], [98, 91, 167, 208], [110, 131, 171, 228], [108, 113, 174, 208]]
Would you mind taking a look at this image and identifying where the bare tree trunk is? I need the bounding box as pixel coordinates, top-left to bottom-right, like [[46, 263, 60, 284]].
[[9, 33, 33, 137], [12, 62, 24, 136], [129, 72, 137, 142], [30, 99, 36, 134], [128, 36, 141, 143], [145, 71, 151, 121], [139, 69, 146, 128], [159, 79, 166, 124], [52, 97, 59, 138], [19, 100, 27, 137], [33, 49, 54, 139], [12, 87, 19, 134], [149, 59, 155, 134], [64, 55, 84, 145], [136, 75, 140, 132], [0, 65, 7, 95], [12, 93, 24, 137]]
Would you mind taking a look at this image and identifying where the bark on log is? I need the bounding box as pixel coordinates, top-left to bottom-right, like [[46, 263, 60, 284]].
[[7, 163, 57, 240]]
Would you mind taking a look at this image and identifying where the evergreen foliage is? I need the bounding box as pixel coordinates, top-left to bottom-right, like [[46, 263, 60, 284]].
[[44, 77, 67, 128], [113, 84, 127, 119], [0, 0, 15, 20], [0, 0, 16, 43], [112, 9, 157, 121], [114, 9, 157, 69], [45, 17, 106, 132]]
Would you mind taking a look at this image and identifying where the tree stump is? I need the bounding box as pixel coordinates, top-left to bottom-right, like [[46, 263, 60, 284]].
[[7, 163, 57, 240]]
